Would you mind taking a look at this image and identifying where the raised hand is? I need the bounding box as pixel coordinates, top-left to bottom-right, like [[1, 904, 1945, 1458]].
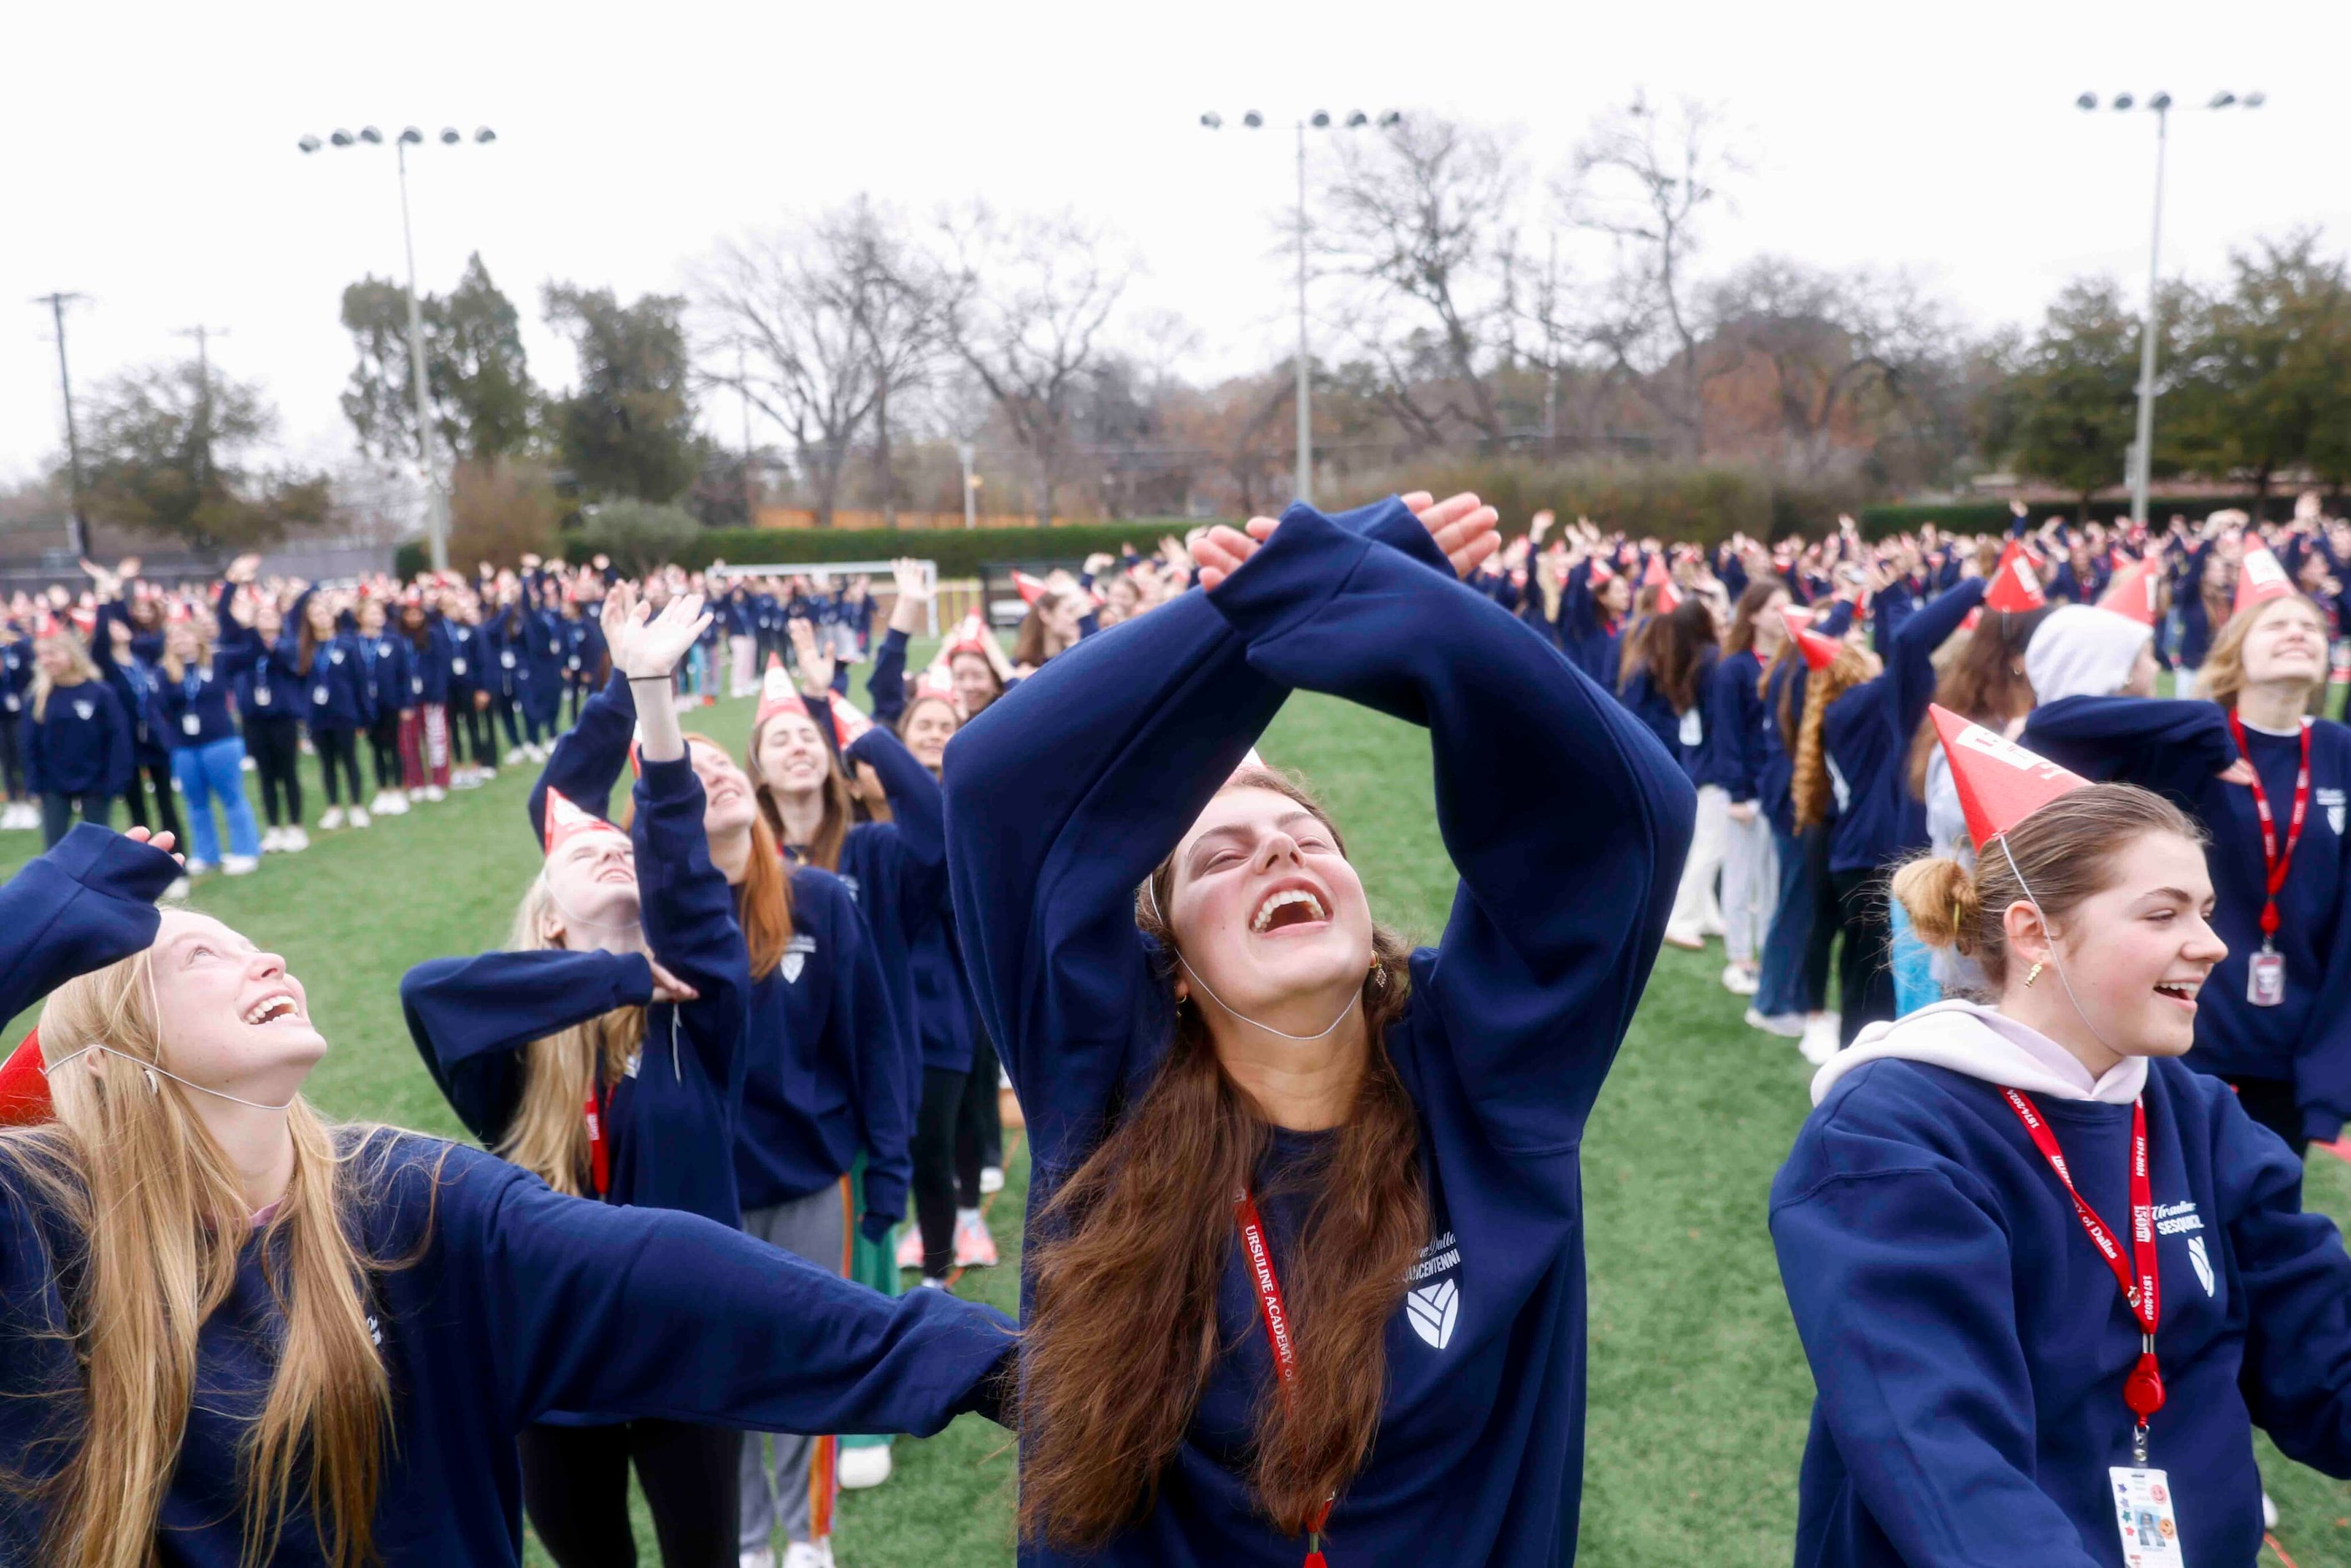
[[647, 958, 701, 1004], [600, 581, 637, 647], [123, 825, 185, 867], [610, 592, 710, 680], [788, 617, 837, 695], [890, 558, 931, 604]]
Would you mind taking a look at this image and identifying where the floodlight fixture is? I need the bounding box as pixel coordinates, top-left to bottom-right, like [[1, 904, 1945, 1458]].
[[358, 126, 382, 144]]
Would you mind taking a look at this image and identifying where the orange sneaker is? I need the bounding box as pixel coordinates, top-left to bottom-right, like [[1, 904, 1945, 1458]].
[[953, 1214, 999, 1269], [894, 1224, 923, 1271]]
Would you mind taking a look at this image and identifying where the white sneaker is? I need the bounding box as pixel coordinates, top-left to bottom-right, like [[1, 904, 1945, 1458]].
[[837, 1444, 893, 1490], [283, 827, 311, 852], [1721, 963, 1760, 997], [424, 785, 445, 802], [739, 1550, 776, 1568], [368, 791, 393, 815], [781, 1543, 827, 1568], [2263, 1491, 2279, 1530], [978, 1165, 1004, 1196], [503, 746, 525, 766], [382, 793, 410, 816], [162, 876, 191, 903], [319, 808, 345, 831], [222, 854, 259, 876], [916, 1274, 948, 1291], [1798, 1014, 1841, 1066], [261, 826, 284, 852], [240, 755, 257, 771], [1745, 1007, 1807, 1039], [1662, 923, 1706, 952], [183, 858, 216, 877], [477, 764, 497, 781], [348, 807, 372, 829], [2, 803, 29, 830]]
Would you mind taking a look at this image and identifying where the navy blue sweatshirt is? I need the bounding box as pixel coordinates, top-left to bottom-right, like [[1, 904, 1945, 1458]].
[[1698, 645, 1767, 798], [1822, 578, 1987, 876], [944, 499, 1695, 1567], [402, 620, 452, 707], [522, 675, 915, 1224], [2022, 697, 2351, 1138], [0, 823, 174, 1018], [1758, 600, 1858, 837], [286, 591, 369, 731], [149, 583, 258, 750], [223, 612, 296, 727], [357, 626, 410, 718], [1617, 647, 1716, 782], [90, 604, 170, 767], [403, 756, 752, 1228], [1773, 1049, 2351, 1568], [24, 677, 131, 800]]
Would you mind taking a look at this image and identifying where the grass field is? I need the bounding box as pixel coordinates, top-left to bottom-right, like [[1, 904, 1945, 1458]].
[[7, 670, 2351, 1565]]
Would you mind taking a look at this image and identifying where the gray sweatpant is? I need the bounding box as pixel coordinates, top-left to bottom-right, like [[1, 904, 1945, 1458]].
[[739, 1181, 851, 1550]]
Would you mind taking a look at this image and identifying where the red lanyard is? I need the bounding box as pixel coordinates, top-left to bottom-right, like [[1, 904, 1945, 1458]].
[[584, 1085, 611, 1199], [2227, 711, 2312, 941], [2000, 1090, 2164, 1459], [1235, 1191, 1334, 1566]]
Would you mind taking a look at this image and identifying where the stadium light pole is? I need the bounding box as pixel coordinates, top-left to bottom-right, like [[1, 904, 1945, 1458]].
[[2075, 89, 2263, 528], [1200, 109, 1402, 509], [298, 124, 498, 572]]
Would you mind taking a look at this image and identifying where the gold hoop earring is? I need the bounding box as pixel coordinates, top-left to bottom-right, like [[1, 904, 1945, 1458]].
[[2024, 961, 2044, 988]]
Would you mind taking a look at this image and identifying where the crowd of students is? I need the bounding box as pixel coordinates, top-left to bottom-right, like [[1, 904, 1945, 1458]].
[[0, 485, 2347, 1568]]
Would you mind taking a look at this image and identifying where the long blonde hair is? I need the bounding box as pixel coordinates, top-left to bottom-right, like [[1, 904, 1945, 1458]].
[[158, 620, 218, 685], [495, 873, 646, 1195], [3, 950, 392, 1568], [31, 633, 100, 723], [2197, 593, 2330, 715]]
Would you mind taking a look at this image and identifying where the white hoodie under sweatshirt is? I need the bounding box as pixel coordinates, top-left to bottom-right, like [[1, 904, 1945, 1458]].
[[1809, 998, 2148, 1107]]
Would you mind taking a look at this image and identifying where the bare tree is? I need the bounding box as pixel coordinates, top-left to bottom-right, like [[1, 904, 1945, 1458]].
[[697, 202, 921, 527], [847, 200, 941, 525], [936, 205, 1130, 525], [1322, 115, 1523, 450], [1703, 257, 1959, 477], [1565, 94, 1746, 459]]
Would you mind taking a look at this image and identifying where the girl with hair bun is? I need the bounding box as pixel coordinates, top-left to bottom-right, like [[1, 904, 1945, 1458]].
[[1772, 713, 2351, 1568]]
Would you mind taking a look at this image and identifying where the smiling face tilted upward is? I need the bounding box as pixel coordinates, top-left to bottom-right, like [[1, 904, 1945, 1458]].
[[541, 827, 640, 943], [687, 738, 758, 837], [146, 910, 327, 1101], [752, 710, 833, 799], [2242, 598, 2328, 689], [1163, 785, 1375, 1031]]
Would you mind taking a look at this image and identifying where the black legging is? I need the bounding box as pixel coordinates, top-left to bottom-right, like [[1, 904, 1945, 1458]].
[[912, 1066, 968, 1278], [0, 720, 23, 800], [246, 717, 302, 827], [1829, 867, 1896, 1048], [314, 726, 362, 807], [518, 1419, 740, 1568], [120, 758, 184, 846], [39, 792, 111, 847], [956, 1029, 1004, 1196], [367, 711, 402, 793], [449, 695, 488, 768]]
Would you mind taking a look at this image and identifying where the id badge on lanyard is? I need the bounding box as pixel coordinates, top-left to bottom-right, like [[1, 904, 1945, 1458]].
[[254, 685, 271, 707], [2108, 1467, 2186, 1565], [2226, 713, 2310, 1010], [181, 713, 201, 736]]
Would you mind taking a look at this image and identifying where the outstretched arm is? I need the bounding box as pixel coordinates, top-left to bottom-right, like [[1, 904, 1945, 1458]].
[[0, 827, 180, 1024]]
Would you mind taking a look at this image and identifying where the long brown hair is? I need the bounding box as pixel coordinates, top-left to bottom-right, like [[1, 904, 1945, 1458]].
[[1724, 579, 1786, 659], [8, 951, 396, 1568], [1905, 607, 2047, 796], [749, 712, 858, 872], [1016, 768, 1426, 1551], [675, 732, 796, 981], [1791, 645, 1873, 830], [1617, 597, 1718, 713], [1892, 783, 2201, 990], [1010, 592, 1070, 668]]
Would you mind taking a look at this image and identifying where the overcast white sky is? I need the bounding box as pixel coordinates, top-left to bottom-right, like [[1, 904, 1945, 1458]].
[[6, 0, 2348, 486]]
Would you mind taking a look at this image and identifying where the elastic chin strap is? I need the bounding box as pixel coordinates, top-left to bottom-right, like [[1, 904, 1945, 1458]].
[[546, 881, 643, 939], [39, 1044, 299, 1113], [1143, 873, 1360, 1044], [1995, 834, 2121, 1060]]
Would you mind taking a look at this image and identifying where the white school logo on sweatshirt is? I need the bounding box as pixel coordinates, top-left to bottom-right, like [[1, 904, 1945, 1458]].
[[2187, 1237, 2217, 1298], [71, 700, 94, 721], [1404, 1230, 1463, 1350], [781, 932, 817, 984], [2320, 787, 2345, 837]]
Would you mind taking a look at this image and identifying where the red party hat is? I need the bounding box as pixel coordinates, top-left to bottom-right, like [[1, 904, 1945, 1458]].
[[754, 654, 808, 731], [1643, 555, 1681, 612], [2235, 545, 2293, 615], [2098, 559, 2163, 627], [543, 787, 625, 857], [1984, 539, 2046, 614], [1783, 610, 1843, 673], [1930, 705, 2089, 847], [1010, 571, 1049, 605], [0, 1031, 49, 1126], [831, 693, 875, 748]]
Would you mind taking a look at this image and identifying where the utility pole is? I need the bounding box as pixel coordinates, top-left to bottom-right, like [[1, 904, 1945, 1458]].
[[1294, 121, 1313, 508], [33, 292, 91, 559], [173, 324, 230, 493], [736, 343, 756, 526]]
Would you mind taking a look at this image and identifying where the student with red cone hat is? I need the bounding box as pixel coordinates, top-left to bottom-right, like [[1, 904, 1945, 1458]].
[[2021, 580, 2351, 1163], [400, 589, 776, 1566], [1772, 710, 2351, 1568], [1749, 597, 1858, 1051]]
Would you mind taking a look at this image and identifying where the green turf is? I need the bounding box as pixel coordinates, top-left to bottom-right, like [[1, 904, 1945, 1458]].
[[8, 670, 2351, 1565]]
